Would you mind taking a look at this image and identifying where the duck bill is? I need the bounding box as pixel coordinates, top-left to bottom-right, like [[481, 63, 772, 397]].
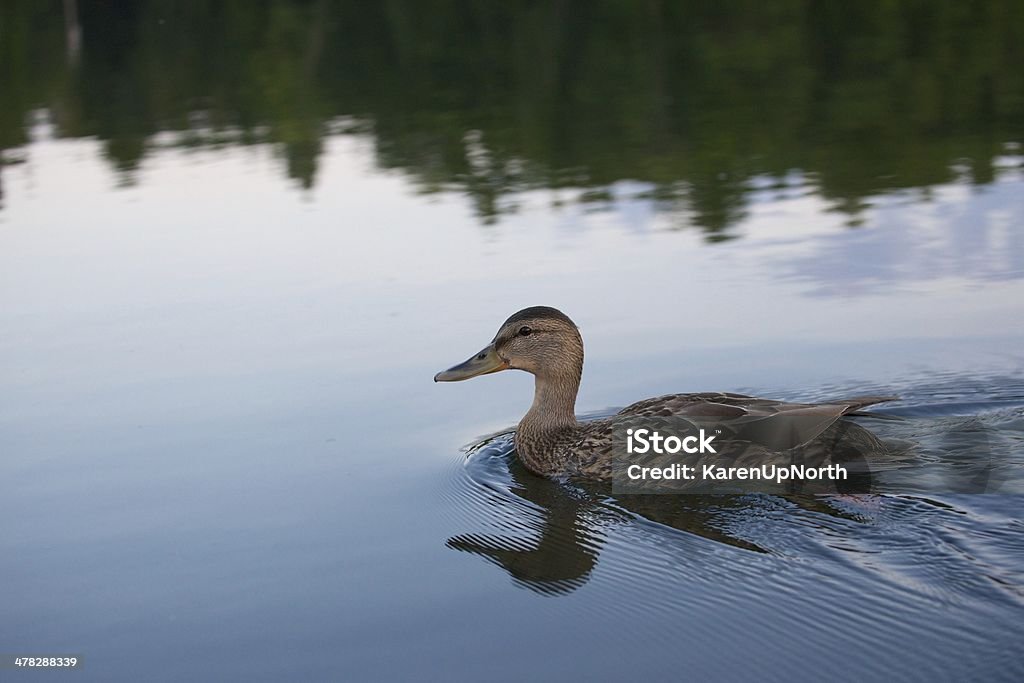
[[434, 343, 508, 382]]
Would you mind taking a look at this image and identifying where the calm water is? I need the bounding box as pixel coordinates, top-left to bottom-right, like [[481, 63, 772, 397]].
[[2, 3, 1024, 681]]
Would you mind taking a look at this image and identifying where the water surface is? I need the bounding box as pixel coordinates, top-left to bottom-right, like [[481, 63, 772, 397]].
[[2, 3, 1024, 681]]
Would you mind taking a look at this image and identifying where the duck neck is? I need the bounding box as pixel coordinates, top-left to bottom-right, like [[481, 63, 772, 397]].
[[516, 367, 582, 479], [513, 329, 585, 474], [522, 371, 581, 433]]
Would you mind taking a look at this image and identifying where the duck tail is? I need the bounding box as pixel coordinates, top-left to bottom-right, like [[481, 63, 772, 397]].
[[838, 395, 901, 419]]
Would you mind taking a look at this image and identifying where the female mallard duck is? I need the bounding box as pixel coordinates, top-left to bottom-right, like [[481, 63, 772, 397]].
[[435, 306, 895, 483]]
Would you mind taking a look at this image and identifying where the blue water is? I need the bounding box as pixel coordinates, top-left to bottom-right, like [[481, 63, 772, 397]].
[[2, 4, 1024, 677], [1, 129, 1022, 681]]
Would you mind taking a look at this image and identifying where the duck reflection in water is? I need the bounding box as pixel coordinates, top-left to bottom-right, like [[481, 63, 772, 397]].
[[437, 306, 892, 594], [446, 434, 875, 596]]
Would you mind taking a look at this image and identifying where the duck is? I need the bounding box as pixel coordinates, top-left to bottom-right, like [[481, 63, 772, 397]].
[[434, 306, 895, 484]]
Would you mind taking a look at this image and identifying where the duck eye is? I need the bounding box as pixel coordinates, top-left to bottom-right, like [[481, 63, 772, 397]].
[[518, 326, 532, 336]]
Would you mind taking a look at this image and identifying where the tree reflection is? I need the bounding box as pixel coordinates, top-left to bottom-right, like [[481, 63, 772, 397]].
[[1, 0, 1022, 235]]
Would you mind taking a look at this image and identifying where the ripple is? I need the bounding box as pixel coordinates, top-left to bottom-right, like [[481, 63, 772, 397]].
[[441, 376, 1024, 680]]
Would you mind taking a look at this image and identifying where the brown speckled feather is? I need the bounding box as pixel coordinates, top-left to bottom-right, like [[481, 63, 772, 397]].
[[522, 393, 897, 481], [436, 306, 897, 483]]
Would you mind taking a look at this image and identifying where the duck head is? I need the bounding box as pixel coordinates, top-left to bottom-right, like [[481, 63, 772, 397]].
[[434, 306, 584, 383]]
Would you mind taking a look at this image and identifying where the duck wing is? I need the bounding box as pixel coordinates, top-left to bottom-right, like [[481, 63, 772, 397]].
[[616, 393, 897, 451]]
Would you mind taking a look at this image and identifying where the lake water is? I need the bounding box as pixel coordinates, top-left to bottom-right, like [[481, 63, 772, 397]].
[[2, 3, 1023, 681]]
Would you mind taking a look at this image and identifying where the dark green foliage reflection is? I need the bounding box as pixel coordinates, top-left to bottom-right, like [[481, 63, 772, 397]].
[[2, 0, 1022, 234]]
